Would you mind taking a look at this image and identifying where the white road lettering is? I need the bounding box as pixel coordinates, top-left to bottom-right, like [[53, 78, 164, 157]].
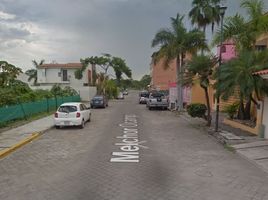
[[110, 114, 147, 163]]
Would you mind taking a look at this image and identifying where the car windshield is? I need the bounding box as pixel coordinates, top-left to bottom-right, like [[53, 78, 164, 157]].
[[58, 105, 77, 113], [151, 93, 164, 98], [140, 93, 149, 97], [93, 96, 103, 100]]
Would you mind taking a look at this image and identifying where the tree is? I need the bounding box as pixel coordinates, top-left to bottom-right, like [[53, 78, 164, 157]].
[[215, 50, 268, 120], [96, 72, 108, 95], [111, 57, 132, 86], [79, 54, 132, 87], [25, 59, 45, 85], [139, 75, 151, 89], [0, 61, 22, 86], [151, 13, 207, 110], [183, 54, 217, 126], [189, 0, 221, 34], [212, 0, 268, 51]]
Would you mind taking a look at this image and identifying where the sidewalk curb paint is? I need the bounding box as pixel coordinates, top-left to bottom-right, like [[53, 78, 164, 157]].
[[0, 132, 40, 159]]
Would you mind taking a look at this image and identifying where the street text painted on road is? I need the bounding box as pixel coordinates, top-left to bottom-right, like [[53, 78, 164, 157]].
[[110, 114, 147, 163]]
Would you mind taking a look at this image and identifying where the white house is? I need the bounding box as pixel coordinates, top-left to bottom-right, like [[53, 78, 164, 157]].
[[253, 69, 268, 139], [36, 63, 96, 101]]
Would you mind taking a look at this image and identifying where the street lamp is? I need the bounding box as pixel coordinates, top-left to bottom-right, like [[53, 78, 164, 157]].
[[215, 5, 227, 132]]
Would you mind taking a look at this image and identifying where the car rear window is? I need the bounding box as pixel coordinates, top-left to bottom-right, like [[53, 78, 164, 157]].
[[93, 96, 103, 100], [58, 105, 77, 113], [140, 93, 149, 97], [151, 93, 164, 98]]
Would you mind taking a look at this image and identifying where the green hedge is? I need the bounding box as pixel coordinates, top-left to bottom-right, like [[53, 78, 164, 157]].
[[0, 95, 80, 123]]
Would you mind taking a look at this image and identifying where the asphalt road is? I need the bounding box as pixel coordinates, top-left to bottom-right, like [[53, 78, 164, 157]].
[[1, 91, 268, 200]]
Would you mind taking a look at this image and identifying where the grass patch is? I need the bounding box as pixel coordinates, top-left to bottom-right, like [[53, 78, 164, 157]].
[[224, 144, 235, 153], [0, 110, 55, 133]]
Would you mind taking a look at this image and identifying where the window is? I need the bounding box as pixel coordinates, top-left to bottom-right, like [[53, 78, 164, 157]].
[[42, 69, 46, 77], [256, 45, 267, 51], [58, 106, 77, 113], [79, 104, 84, 111], [221, 45, 226, 53]]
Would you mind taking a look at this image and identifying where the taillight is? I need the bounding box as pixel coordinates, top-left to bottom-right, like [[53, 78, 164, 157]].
[[76, 112, 81, 118], [54, 113, 58, 118]]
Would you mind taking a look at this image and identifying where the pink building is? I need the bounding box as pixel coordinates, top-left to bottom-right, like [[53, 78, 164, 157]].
[[217, 39, 236, 62]]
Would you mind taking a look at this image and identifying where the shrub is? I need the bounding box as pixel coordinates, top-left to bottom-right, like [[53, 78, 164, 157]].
[[187, 103, 207, 118], [223, 102, 239, 119]]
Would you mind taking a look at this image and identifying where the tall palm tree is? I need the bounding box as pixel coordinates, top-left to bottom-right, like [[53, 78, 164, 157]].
[[212, 0, 268, 51], [183, 54, 217, 126], [215, 50, 268, 120], [151, 13, 207, 110], [25, 59, 45, 85], [111, 57, 132, 86], [189, 0, 221, 34]]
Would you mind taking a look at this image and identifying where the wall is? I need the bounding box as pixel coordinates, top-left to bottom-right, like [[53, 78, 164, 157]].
[[217, 40, 236, 62], [73, 86, 96, 101], [151, 58, 177, 90], [262, 97, 268, 139], [37, 66, 91, 88]]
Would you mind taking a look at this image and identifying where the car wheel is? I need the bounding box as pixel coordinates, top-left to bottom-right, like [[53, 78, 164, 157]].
[[55, 125, 60, 129], [148, 107, 152, 110], [80, 119, 85, 129]]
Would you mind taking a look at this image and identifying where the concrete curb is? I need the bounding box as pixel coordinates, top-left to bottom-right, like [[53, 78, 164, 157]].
[[235, 150, 268, 176], [0, 132, 40, 159]]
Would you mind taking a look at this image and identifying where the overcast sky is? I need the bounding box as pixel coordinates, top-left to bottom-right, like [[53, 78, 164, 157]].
[[0, 0, 267, 79]]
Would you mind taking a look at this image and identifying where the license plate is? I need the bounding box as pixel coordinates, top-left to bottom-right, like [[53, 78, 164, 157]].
[[64, 121, 69, 125]]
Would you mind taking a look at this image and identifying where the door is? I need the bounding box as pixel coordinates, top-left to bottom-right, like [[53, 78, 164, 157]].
[[62, 69, 68, 81]]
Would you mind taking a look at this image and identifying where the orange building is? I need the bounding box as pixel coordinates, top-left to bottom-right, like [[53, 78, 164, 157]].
[[150, 55, 177, 91], [150, 53, 208, 107]]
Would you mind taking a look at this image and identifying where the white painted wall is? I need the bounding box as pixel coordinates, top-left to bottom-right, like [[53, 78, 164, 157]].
[[37, 66, 90, 88], [73, 86, 96, 101], [262, 97, 268, 139]]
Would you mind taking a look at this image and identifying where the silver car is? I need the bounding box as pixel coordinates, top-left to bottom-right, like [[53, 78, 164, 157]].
[[147, 92, 168, 110]]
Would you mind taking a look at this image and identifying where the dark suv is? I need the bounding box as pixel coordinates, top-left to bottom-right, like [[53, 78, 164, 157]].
[[90, 95, 108, 108]]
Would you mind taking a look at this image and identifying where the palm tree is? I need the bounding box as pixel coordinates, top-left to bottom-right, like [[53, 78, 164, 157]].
[[183, 55, 217, 126], [212, 0, 268, 51], [96, 72, 109, 95], [25, 59, 45, 85], [151, 13, 207, 110], [189, 0, 221, 34], [111, 57, 132, 86], [215, 50, 268, 120]]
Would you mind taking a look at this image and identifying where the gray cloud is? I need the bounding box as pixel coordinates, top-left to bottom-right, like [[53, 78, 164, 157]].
[[0, 0, 267, 79]]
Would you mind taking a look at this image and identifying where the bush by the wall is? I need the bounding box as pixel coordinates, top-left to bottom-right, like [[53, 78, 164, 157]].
[[223, 102, 239, 119], [187, 103, 207, 118]]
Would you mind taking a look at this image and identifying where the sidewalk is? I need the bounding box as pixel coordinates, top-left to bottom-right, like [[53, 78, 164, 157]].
[[179, 111, 268, 174], [0, 115, 54, 158]]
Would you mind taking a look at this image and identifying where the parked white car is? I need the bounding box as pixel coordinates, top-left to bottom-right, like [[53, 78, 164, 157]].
[[54, 102, 91, 129], [117, 92, 124, 99]]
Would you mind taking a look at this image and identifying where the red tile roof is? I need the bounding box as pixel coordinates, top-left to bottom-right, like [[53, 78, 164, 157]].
[[253, 69, 268, 75], [39, 63, 82, 69]]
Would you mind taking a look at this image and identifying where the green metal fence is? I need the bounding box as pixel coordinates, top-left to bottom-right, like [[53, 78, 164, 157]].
[[0, 95, 81, 123]]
